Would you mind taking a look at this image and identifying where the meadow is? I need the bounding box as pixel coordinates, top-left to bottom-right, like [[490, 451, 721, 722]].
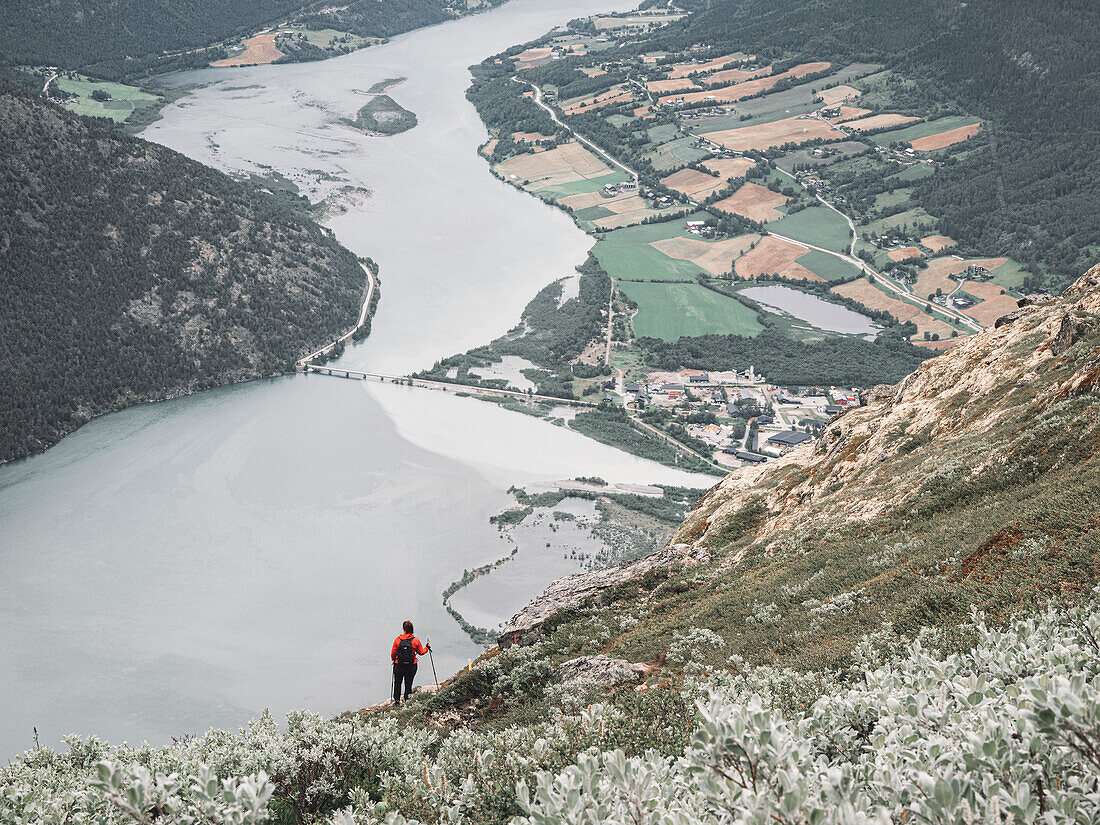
[[616, 281, 764, 340], [765, 206, 852, 253]]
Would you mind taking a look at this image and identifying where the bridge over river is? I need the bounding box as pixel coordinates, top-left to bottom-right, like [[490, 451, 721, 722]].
[[304, 365, 599, 408]]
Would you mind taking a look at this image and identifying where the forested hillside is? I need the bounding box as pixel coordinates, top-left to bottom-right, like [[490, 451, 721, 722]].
[[0, 81, 368, 462], [642, 0, 1099, 291], [0, 0, 505, 82]]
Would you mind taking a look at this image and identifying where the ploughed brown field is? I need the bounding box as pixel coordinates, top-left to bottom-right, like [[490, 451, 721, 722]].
[[649, 234, 760, 276], [816, 85, 861, 105], [668, 53, 748, 79], [703, 157, 756, 180], [910, 123, 980, 150], [706, 115, 844, 152], [563, 85, 635, 114], [733, 236, 822, 282], [833, 279, 955, 339], [712, 182, 790, 222], [959, 276, 1017, 327], [495, 140, 610, 188], [920, 234, 956, 253], [646, 78, 698, 93], [211, 33, 284, 67], [848, 113, 921, 131], [660, 168, 728, 199], [886, 246, 923, 262], [658, 62, 829, 106]]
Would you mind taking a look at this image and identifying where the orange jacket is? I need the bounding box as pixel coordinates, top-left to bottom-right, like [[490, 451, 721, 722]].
[[391, 633, 428, 665]]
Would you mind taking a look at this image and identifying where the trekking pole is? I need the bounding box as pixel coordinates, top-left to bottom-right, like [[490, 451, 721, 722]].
[[427, 640, 439, 687]]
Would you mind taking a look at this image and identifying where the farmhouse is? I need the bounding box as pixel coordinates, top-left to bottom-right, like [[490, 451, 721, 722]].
[[732, 450, 768, 464], [765, 431, 814, 452]]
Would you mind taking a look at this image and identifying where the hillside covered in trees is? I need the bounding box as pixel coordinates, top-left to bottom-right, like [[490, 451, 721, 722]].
[[0, 0, 505, 82], [0, 81, 368, 462]]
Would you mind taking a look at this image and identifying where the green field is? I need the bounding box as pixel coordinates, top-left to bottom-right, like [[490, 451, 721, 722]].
[[873, 188, 914, 211], [887, 163, 936, 182], [646, 123, 680, 143], [988, 259, 1029, 289], [617, 281, 764, 340], [861, 207, 936, 237], [573, 205, 615, 220], [872, 115, 981, 146], [593, 213, 711, 281], [645, 137, 709, 170], [532, 170, 629, 198], [54, 76, 157, 122], [766, 207, 852, 253], [775, 141, 867, 173], [606, 114, 634, 128], [795, 250, 861, 281]]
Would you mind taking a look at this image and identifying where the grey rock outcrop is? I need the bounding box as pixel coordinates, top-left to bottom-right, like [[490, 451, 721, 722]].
[[498, 542, 710, 648], [556, 655, 648, 685]]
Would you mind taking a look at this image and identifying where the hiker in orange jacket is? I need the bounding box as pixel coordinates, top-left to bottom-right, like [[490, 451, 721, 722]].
[[391, 620, 430, 705]]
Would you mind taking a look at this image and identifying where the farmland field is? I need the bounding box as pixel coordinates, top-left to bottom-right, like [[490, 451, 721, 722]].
[[713, 182, 789, 222], [53, 77, 157, 122], [910, 124, 980, 151], [593, 215, 713, 280], [734, 236, 822, 281], [705, 116, 844, 152], [795, 250, 861, 282], [871, 116, 981, 146], [644, 137, 709, 170], [702, 157, 756, 180], [661, 168, 727, 199], [833, 279, 955, 339], [861, 207, 935, 237], [649, 234, 760, 276], [617, 282, 764, 340], [848, 113, 921, 131], [766, 207, 852, 253], [211, 33, 284, 67]]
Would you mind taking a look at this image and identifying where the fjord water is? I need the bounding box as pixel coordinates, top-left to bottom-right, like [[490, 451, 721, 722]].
[[0, 0, 714, 758]]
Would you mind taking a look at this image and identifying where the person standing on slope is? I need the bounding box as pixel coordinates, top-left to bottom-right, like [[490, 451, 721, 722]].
[[391, 620, 430, 705]]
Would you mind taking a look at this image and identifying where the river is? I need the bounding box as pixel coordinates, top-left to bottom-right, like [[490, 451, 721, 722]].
[[0, 0, 717, 759]]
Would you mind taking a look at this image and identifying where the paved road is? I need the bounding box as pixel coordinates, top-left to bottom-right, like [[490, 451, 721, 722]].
[[514, 77, 638, 183], [297, 262, 377, 367], [771, 167, 982, 333]]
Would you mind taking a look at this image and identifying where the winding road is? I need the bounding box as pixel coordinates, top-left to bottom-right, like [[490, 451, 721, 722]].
[[297, 261, 378, 367]]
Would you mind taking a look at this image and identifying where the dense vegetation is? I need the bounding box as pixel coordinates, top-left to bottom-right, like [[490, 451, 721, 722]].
[[0, 81, 368, 462], [0, 0, 506, 82], [639, 0, 1100, 290], [344, 95, 417, 136], [637, 328, 932, 386], [570, 404, 721, 476]]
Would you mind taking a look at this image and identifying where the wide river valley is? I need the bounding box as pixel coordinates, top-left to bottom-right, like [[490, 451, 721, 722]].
[[0, 0, 721, 758]]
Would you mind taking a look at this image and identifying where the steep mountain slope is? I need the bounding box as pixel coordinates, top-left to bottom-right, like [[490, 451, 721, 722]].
[[499, 265, 1100, 669], [0, 81, 368, 462]]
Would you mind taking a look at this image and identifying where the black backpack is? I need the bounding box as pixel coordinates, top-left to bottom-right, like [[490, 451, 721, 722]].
[[396, 637, 415, 666]]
